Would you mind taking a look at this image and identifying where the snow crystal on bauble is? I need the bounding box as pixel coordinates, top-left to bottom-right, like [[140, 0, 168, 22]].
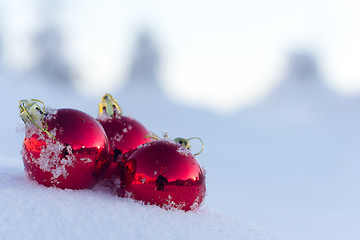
[[177, 146, 189, 157], [23, 123, 76, 184]]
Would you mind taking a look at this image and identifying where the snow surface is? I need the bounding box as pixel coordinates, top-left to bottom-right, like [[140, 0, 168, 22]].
[[0, 156, 277, 240]]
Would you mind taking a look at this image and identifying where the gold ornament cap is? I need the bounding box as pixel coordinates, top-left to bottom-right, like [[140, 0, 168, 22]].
[[18, 99, 55, 139], [19, 99, 44, 124], [174, 137, 191, 150], [173, 136, 204, 156], [146, 133, 204, 156], [98, 93, 122, 117]]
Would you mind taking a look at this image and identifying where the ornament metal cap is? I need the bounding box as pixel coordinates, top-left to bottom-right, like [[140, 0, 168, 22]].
[[98, 93, 122, 117], [173, 137, 191, 150], [146, 132, 205, 156], [19, 99, 55, 139], [19, 99, 45, 124], [174, 137, 204, 156]]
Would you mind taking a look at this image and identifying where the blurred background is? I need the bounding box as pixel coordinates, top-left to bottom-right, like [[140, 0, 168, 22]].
[[1, 0, 360, 240]]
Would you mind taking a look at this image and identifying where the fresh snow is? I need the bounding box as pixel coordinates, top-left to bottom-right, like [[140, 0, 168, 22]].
[[176, 146, 189, 157], [0, 156, 277, 240]]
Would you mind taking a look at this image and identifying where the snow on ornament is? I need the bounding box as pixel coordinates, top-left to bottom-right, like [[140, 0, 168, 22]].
[[19, 99, 111, 189], [96, 94, 152, 185], [118, 135, 206, 211]]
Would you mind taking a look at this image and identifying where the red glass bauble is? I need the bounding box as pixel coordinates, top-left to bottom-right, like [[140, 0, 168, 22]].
[[119, 140, 206, 211], [21, 107, 110, 189], [98, 116, 152, 178], [97, 94, 152, 184]]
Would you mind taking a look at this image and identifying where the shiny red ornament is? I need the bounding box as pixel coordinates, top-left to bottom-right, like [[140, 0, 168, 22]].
[[119, 139, 206, 211], [96, 94, 152, 184], [19, 100, 110, 189]]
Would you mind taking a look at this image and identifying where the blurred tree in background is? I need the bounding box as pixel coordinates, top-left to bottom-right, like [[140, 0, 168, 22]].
[[31, 0, 74, 86], [126, 29, 160, 90]]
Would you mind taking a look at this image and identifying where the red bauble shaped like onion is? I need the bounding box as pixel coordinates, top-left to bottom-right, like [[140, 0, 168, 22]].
[[97, 94, 152, 184], [119, 140, 206, 211], [21, 108, 110, 189]]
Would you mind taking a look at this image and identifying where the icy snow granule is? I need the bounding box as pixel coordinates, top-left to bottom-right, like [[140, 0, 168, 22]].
[[113, 133, 123, 141], [177, 146, 189, 157], [97, 113, 113, 121], [23, 124, 76, 183]]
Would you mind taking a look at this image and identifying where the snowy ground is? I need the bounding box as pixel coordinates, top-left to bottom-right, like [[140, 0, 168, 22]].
[[2, 69, 360, 239], [0, 156, 277, 240]]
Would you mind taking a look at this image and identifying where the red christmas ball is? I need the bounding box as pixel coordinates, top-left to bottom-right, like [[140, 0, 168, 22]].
[[119, 139, 206, 211], [20, 100, 110, 189], [96, 94, 152, 184]]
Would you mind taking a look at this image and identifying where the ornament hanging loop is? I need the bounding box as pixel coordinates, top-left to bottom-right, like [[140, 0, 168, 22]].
[[174, 136, 204, 156], [19, 99, 56, 140], [187, 137, 204, 156]]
